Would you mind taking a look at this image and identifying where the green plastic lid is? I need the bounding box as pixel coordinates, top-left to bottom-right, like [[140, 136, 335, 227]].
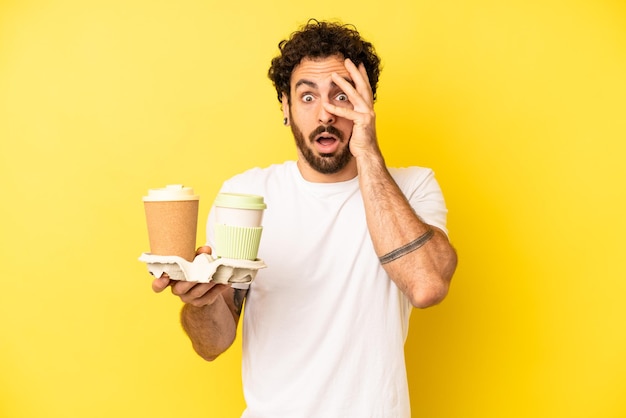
[[214, 193, 266, 210]]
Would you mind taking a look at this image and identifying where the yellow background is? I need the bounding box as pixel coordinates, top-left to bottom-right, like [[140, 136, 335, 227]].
[[1, 0, 625, 417]]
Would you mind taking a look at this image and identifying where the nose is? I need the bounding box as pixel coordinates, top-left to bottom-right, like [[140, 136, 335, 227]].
[[318, 100, 335, 125]]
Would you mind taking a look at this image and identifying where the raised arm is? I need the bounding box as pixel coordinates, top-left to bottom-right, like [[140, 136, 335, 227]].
[[356, 155, 457, 308], [326, 59, 457, 308]]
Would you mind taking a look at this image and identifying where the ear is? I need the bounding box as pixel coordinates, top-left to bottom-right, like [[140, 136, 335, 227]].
[[281, 93, 290, 126]]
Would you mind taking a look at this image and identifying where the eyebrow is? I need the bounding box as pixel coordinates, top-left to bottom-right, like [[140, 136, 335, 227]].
[[294, 79, 318, 90], [294, 77, 355, 90]]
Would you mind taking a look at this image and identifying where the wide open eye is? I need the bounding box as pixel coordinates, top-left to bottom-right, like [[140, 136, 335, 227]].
[[302, 94, 314, 103], [336, 93, 349, 102]]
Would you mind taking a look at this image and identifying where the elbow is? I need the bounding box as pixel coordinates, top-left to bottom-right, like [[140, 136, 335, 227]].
[[193, 343, 218, 361], [197, 351, 219, 362], [192, 342, 229, 362], [409, 279, 450, 309], [189, 329, 236, 362], [408, 254, 456, 309]]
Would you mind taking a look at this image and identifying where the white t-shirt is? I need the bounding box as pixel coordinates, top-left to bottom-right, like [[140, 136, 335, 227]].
[[206, 161, 448, 418]]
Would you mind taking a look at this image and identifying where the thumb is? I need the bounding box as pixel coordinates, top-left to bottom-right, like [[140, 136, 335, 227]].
[[196, 245, 213, 255]]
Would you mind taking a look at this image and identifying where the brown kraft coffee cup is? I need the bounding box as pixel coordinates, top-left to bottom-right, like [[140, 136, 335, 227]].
[[143, 185, 199, 262]]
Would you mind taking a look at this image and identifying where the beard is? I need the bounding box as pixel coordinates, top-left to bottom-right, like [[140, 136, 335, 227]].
[[290, 119, 353, 175]]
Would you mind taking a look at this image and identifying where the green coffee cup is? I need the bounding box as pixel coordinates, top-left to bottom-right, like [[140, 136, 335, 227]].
[[214, 193, 266, 260]]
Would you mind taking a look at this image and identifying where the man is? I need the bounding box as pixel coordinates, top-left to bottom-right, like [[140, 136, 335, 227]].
[[152, 19, 457, 417]]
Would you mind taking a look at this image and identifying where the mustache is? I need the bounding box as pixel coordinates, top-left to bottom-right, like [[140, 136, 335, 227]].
[[308, 125, 344, 142]]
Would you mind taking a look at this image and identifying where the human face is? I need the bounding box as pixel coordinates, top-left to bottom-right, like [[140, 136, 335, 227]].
[[284, 56, 356, 181]]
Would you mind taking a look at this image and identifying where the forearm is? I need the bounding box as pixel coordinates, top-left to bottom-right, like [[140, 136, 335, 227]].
[[180, 293, 238, 361], [357, 151, 457, 308]]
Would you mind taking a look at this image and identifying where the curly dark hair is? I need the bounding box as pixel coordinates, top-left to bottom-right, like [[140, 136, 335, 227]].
[[268, 19, 382, 104]]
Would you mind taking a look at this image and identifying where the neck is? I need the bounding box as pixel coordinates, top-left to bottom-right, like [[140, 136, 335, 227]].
[[296, 157, 358, 183]]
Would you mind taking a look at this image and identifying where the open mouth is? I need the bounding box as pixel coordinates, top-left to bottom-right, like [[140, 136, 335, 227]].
[[316, 135, 338, 146], [314, 134, 340, 153], [309, 126, 344, 154]]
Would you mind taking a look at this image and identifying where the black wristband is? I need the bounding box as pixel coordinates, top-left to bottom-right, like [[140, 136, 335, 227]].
[[378, 227, 434, 265]]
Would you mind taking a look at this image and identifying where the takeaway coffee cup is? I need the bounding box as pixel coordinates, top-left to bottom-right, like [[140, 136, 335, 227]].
[[214, 193, 266, 260], [143, 185, 199, 262]]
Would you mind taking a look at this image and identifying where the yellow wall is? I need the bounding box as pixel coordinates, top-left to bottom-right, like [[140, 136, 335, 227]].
[[1, 0, 625, 417]]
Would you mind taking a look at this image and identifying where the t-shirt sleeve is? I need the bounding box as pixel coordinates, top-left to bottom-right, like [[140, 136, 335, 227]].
[[391, 167, 450, 237]]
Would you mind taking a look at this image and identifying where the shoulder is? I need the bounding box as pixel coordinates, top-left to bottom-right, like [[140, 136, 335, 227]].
[[388, 166, 439, 194], [388, 165, 434, 179], [221, 161, 296, 192], [389, 165, 449, 235]]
